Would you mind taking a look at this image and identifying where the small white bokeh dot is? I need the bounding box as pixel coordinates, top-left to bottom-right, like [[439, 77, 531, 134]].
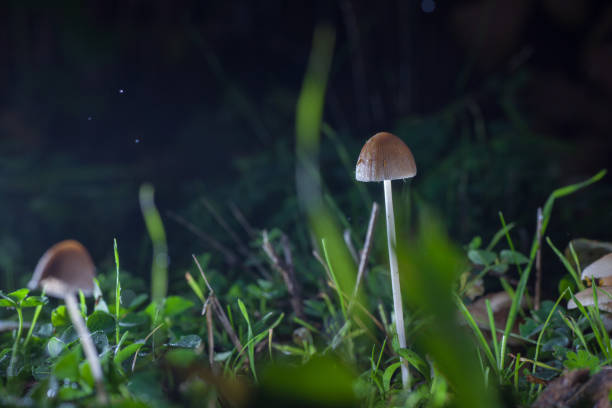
[[421, 0, 435, 13], [135, 139, 140, 144], [118, 88, 125, 94]]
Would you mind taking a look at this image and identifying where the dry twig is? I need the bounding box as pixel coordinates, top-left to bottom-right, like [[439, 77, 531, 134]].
[[312, 249, 332, 282], [535, 207, 543, 310], [206, 304, 216, 373], [192, 255, 243, 353], [352, 202, 380, 298], [168, 211, 237, 265], [201, 197, 248, 255], [343, 229, 359, 263], [262, 230, 303, 318], [228, 201, 256, 238]]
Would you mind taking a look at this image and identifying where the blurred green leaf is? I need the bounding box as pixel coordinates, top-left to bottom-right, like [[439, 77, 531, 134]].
[[168, 335, 202, 349], [7, 288, 29, 303], [79, 359, 94, 388], [87, 310, 116, 334], [128, 294, 149, 310], [564, 350, 599, 373], [165, 349, 197, 367], [467, 249, 497, 266], [115, 342, 142, 365], [57, 386, 91, 401], [399, 348, 431, 383], [21, 296, 48, 308], [119, 312, 149, 328], [0, 298, 15, 308], [127, 370, 166, 406], [500, 250, 529, 265], [491, 263, 509, 274], [162, 296, 194, 317], [53, 347, 80, 381], [519, 320, 542, 338], [47, 337, 66, 357], [399, 207, 499, 407], [382, 362, 401, 392], [260, 356, 357, 406], [51, 305, 69, 327], [91, 331, 110, 354], [468, 236, 482, 250]]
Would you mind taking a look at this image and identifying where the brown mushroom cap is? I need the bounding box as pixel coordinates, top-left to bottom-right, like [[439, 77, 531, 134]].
[[28, 240, 96, 298], [581, 253, 612, 280], [355, 132, 417, 182]]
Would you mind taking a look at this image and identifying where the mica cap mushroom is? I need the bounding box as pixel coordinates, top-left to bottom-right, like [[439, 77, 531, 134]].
[[28, 240, 95, 298], [355, 131, 417, 388], [568, 253, 612, 310], [355, 132, 417, 182], [28, 239, 107, 403]]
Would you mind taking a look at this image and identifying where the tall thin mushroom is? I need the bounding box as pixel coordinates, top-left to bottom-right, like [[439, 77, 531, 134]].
[[28, 240, 107, 404], [355, 131, 417, 388]]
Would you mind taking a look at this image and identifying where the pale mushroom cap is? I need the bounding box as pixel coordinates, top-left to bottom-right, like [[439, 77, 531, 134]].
[[567, 286, 612, 310], [466, 291, 513, 328], [355, 132, 417, 182], [28, 240, 96, 298], [581, 253, 612, 280]]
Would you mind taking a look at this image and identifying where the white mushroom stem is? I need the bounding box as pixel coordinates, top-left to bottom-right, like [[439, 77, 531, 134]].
[[383, 179, 409, 388], [64, 292, 108, 403]]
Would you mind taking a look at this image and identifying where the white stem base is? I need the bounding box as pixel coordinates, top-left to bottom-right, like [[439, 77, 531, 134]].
[[384, 179, 409, 388], [64, 292, 108, 404]]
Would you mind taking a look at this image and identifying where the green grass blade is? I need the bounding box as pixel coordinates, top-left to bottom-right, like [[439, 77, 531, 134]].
[[455, 295, 497, 371], [139, 183, 168, 306], [546, 237, 584, 290], [237, 298, 257, 382], [484, 300, 500, 371], [321, 238, 347, 319], [532, 290, 568, 374], [114, 238, 121, 345]]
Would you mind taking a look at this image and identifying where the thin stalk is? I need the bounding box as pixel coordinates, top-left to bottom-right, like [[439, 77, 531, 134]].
[[383, 180, 409, 388], [534, 207, 543, 310], [8, 307, 23, 378], [352, 202, 380, 300], [23, 288, 45, 348], [64, 292, 107, 404], [207, 305, 215, 372]]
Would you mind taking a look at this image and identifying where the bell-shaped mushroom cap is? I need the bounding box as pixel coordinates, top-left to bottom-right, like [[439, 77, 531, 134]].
[[28, 240, 96, 298], [355, 132, 417, 182], [581, 253, 612, 280]]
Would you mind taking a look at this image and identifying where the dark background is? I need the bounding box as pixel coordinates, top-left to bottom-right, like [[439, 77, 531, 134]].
[[1, 0, 611, 292]]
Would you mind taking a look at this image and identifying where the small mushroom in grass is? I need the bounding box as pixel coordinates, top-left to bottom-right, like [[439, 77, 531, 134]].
[[355, 131, 416, 388], [465, 291, 525, 346], [568, 253, 612, 309], [28, 240, 107, 403]]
